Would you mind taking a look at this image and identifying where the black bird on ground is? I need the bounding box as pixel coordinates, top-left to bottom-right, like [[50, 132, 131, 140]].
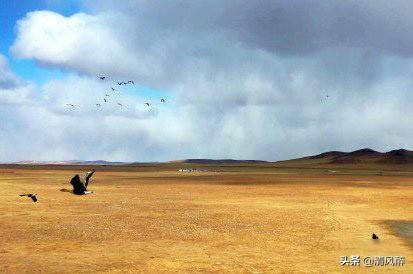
[[372, 233, 379, 240], [61, 169, 96, 195], [19, 194, 37, 202]]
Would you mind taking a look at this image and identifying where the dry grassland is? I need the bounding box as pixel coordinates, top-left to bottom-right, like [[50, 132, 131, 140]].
[[0, 167, 412, 273]]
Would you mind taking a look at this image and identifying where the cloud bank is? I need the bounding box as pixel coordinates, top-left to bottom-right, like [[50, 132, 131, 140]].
[[2, 1, 413, 161]]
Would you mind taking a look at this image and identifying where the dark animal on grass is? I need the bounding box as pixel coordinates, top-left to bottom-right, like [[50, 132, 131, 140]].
[[61, 169, 96, 195]]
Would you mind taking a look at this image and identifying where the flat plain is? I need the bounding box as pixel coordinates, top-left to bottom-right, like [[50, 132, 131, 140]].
[[0, 164, 412, 273]]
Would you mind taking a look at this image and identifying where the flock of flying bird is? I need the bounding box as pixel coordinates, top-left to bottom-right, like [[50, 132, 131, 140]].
[[64, 76, 330, 110], [65, 76, 165, 110]]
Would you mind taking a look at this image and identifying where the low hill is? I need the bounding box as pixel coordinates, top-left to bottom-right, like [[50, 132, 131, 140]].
[[7, 159, 268, 167], [7, 149, 413, 170], [275, 148, 413, 169]]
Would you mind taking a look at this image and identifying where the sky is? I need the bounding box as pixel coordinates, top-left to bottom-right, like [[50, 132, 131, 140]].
[[1, 0, 413, 162]]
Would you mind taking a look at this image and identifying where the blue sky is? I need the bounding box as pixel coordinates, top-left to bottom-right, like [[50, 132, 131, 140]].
[[0, 0, 167, 99], [0, 0, 81, 84]]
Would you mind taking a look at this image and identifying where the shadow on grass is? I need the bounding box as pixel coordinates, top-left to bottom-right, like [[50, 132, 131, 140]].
[[383, 220, 413, 249]]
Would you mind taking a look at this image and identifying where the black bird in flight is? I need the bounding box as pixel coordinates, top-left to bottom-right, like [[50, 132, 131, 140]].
[[99, 76, 106, 80], [104, 98, 107, 103], [145, 102, 150, 106], [66, 104, 75, 107], [117, 103, 123, 107], [161, 98, 165, 103], [96, 104, 101, 107], [105, 94, 110, 97], [19, 193, 37, 202], [127, 80, 134, 85], [111, 87, 115, 91], [372, 233, 379, 240]]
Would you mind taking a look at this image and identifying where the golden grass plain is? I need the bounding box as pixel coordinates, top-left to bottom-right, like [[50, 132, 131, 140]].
[[0, 166, 412, 273]]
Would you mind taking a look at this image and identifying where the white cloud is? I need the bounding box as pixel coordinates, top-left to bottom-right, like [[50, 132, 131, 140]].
[[0, 53, 34, 107], [10, 10, 173, 88], [0, 72, 197, 162], [11, 11, 128, 74]]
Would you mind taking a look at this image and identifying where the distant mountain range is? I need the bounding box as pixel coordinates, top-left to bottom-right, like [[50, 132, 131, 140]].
[[11, 160, 128, 165], [5, 149, 413, 166], [7, 159, 267, 165], [275, 148, 413, 167]]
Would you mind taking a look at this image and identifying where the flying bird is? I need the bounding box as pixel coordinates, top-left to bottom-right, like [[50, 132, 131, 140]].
[[99, 76, 106, 80], [104, 98, 107, 103], [145, 102, 150, 107], [96, 104, 101, 107], [117, 103, 123, 107], [19, 193, 37, 202], [66, 104, 75, 107], [105, 94, 110, 97], [372, 233, 379, 240], [127, 80, 134, 84], [111, 87, 115, 91], [161, 99, 165, 103]]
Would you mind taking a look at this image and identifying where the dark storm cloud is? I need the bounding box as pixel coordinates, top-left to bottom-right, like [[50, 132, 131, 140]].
[[218, 0, 413, 56], [86, 0, 413, 56]]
